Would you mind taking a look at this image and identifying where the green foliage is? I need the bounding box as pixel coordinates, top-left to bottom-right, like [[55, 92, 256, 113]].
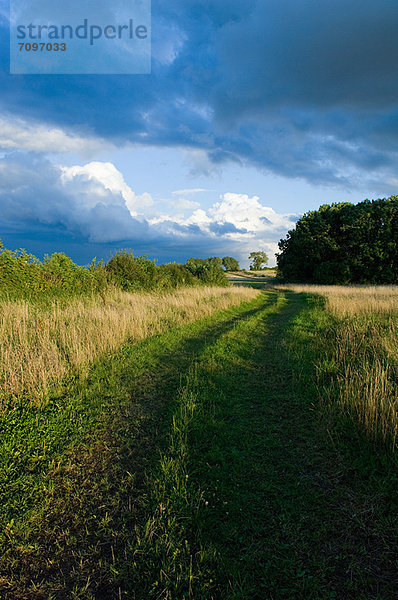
[[222, 256, 240, 271], [277, 197, 398, 283], [185, 257, 230, 286], [185, 257, 206, 275], [0, 241, 229, 300], [206, 256, 223, 268], [198, 264, 229, 286], [249, 251, 269, 270], [106, 250, 159, 291], [0, 243, 107, 301], [158, 263, 197, 288], [106, 252, 228, 290]]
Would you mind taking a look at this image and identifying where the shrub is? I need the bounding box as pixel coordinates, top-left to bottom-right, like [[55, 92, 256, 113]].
[[0, 243, 107, 300], [197, 264, 229, 287], [158, 263, 197, 288], [222, 256, 240, 271], [106, 251, 158, 291], [0, 240, 231, 300], [185, 258, 229, 287], [185, 258, 206, 276]]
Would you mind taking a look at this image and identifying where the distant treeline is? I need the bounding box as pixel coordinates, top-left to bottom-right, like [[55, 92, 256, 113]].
[[0, 241, 241, 300], [277, 197, 398, 284]]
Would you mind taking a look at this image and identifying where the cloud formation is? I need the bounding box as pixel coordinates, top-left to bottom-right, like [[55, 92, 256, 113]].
[[0, 115, 111, 156], [60, 162, 154, 217], [172, 188, 210, 195], [0, 155, 297, 263], [1, 0, 398, 186]]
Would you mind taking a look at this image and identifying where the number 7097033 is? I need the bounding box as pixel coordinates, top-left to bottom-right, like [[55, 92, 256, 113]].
[[18, 42, 66, 51]]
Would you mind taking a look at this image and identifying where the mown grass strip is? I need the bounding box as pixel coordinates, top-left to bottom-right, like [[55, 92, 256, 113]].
[[130, 290, 398, 600]]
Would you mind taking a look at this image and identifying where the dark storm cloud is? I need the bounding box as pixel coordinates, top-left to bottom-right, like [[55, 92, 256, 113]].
[[2, 0, 398, 184], [0, 153, 148, 243], [212, 0, 398, 115]]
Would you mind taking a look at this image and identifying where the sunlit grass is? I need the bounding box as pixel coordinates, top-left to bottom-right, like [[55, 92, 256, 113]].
[[0, 286, 259, 408], [2, 288, 397, 598], [278, 283, 398, 449], [276, 283, 398, 315]]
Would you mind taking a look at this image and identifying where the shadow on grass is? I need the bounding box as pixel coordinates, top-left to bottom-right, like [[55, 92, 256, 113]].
[[3, 290, 396, 600], [181, 290, 398, 600], [0, 293, 277, 599]]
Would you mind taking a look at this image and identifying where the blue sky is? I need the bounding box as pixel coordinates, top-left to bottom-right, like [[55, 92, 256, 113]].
[[1, 0, 398, 267]]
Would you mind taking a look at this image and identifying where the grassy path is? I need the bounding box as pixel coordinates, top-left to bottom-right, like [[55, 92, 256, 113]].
[[134, 289, 397, 600], [1, 290, 396, 599]]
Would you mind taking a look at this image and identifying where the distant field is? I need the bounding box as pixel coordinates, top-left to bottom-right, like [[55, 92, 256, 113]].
[[228, 269, 277, 279]]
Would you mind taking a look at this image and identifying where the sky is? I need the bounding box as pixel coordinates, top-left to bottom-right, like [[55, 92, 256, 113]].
[[1, 0, 398, 267]]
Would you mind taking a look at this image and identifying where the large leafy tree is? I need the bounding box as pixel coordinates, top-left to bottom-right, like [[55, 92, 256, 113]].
[[222, 256, 240, 271], [277, 197, 398, 284], [206, 256, 223, 268], [249, 251, 269, 270]]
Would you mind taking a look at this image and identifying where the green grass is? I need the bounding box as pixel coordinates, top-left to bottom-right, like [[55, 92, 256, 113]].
[[1, 290, 397, 599]]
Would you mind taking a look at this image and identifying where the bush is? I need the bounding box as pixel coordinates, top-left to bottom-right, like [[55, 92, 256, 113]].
[[197, 264, 230, 287], [158, 263, 197, 288], [185, 258, 206, 276], [222, 256, 240, 271], [0, 243, 107, 300], [185, 258, 229, 287], [106, 251, 158, 291], [0, 241, 231, 300]]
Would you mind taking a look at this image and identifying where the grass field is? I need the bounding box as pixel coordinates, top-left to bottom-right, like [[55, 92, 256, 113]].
[[277, 284, 398, 449], [0, 284, 397, 599], [227, 270, 278, 279], [0, 286, 258, 407]]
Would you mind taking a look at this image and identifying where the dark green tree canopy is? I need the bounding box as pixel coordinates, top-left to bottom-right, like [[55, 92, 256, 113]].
[[277, 197, 398, 284], [206, 256, 223, 268], [222, 256, 240, 271], [249, 251, 269, 270]]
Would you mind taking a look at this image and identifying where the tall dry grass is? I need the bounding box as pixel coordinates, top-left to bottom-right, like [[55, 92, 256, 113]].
[[276, 284, 398, 316], [0, 286, 259, 408], [279, 283, 398, 449], [327, 318, 398, 448]]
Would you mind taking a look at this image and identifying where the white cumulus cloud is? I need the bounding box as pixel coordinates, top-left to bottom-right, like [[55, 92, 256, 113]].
[[60, 162, 153, 217], [209, 193, 296, 235], [0, 156, 298, 264]]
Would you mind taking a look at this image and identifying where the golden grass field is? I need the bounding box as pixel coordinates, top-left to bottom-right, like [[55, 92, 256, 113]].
[[228, 270, 277, 278], [277, 283, 398, 315], [2, 280, 397, 448], [278, 284, 398, 449], [0, 286, 259, 408]]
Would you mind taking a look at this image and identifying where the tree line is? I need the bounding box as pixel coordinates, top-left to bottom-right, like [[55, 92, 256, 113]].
[[0, 242, 247, 301], [277, 197, 398, 284]]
